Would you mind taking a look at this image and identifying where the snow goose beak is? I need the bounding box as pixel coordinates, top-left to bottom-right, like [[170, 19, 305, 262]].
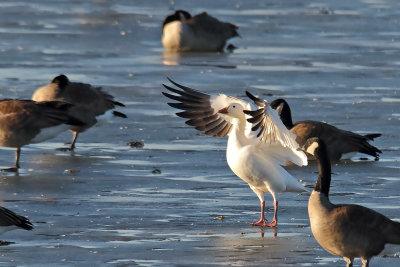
[[218, 106, 229, 114]]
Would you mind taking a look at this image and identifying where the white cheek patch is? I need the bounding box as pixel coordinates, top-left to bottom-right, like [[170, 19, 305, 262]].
[[306, 142, 319, 155], [276, 103, 284, 115]]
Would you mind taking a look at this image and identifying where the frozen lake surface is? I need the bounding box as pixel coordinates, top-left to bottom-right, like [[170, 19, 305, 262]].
[[0, 0, 399, 266]]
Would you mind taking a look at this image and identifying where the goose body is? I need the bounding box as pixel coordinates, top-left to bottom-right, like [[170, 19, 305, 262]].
[[0, 206, 33, 235], [162, 10, 239, 52], [227, 126, 306, 196], [270, 99, 382, 161], [305, 138, 400, 266], [32, 74, 126, 151], [163, 79, 307, 227], [0, 99, 84, 171]]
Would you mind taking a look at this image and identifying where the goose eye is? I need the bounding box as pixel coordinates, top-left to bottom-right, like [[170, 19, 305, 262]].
[[233, 105, 236, 108]]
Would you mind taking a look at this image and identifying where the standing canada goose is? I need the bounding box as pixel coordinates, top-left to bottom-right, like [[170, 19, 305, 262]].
[[305, 137, 400, 267], [163, 79, 307, 227], [32, 74, 127, 151], [162, 10, 239, 52], [0, 206, 33, 236], [270, 99, 382, 161], [0, 99, 84, 171]]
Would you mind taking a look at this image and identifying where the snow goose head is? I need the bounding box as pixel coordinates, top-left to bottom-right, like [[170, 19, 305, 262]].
[[218, 103, 246, 120]]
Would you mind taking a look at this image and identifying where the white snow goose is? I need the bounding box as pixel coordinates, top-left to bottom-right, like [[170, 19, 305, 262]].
[[305, 137, 400, 267], [0, 99, 84, 171], [32, 74, 127, 151], [162, 79, 308, 227], [162, 10, 239, 52], [270, 98, 382, 161]]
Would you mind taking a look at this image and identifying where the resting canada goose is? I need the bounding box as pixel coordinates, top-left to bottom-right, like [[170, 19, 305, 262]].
[[32, 74, 127, 151], [162, 10, 239, 52], [163, 79, 307, 227], [0, 99, 83, 171], [270, 99, 382, 161], [0, 206, 33, 235], [305, 137, 400, 267]]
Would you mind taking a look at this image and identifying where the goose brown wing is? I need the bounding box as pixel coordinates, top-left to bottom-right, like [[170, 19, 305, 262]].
[[162, 78, 233, 137]]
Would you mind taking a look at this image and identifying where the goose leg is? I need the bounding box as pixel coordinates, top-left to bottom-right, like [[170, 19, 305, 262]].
[[344, 257, 353, 267], [15, 147, 21, 169], [69, 132, 79, 150], [1, 147, 21, 172], [57, 132, 79, 151], [250, 201, 267, 226], [361, 258, 369, 267], [266, 201, 278, 227], [250, 201, 278, 227]]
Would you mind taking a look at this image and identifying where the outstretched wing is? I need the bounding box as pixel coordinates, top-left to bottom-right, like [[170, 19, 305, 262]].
[[244, 91, 307, 166], [162, 78, 248, 137]]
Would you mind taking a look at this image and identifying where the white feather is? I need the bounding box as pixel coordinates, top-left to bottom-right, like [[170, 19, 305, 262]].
[[340, 152, 357, 160], [95, 110, 114, 126], [162, 21, 185, 51], [31, 124, 70, 143], [259, 105, 308, 166]]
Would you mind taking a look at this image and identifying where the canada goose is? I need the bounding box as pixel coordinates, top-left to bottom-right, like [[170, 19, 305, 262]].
[[163, 79, 307, 227], [32, 74, 127, 151], [162, 10, 239, 52], [270, 99, 382, 161], [305, 137, 400, 267], [0, 99, 84, 171], [0, 206, 33, 235]]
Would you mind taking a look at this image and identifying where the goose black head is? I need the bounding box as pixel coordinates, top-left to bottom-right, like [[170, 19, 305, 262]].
[[52, 74, 70, 90], [270, 98, 293, 129], [162, 10, 192, 27]]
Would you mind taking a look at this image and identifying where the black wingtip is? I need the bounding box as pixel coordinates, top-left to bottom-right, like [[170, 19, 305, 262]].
[[167, 77, 183, 89], [245, 91, 265, 107], [20, 219, 34, 231], [245, 91, 258, 102], [166, 77, 175, 85], [112, 101, 125, 107], [243, 108, 264, 116], [112, 111, 127, 118], [364, 133, 381, 141]]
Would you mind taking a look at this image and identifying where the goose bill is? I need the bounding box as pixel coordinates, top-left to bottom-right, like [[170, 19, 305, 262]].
[[218, 106, 229, 114]]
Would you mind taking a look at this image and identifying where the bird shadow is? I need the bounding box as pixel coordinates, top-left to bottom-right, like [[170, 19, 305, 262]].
[[0, 240, 15, 246]]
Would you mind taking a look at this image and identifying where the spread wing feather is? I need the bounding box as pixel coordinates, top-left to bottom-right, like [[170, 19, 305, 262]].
[[244, 91, 308, 166], [162, 78, 247, 137]]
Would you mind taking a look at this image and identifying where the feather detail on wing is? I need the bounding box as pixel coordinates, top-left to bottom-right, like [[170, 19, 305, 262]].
[[162, 78, 246, 137], [244, 91, 308, 166]]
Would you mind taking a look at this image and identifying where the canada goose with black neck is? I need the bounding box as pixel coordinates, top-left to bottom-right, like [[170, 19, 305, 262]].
[[270, 99, 381, 161], [32, 75, 126, 151], [162, 10, 239, 52], [305, 137, 400, 267]]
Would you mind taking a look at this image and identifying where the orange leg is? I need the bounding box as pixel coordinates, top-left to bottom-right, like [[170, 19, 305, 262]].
[[250, 201, 278, 227]]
